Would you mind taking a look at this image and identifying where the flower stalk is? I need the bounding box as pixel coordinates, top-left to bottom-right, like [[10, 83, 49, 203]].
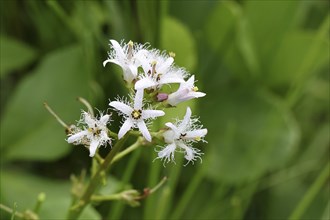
[[66, 134, 128, 220]]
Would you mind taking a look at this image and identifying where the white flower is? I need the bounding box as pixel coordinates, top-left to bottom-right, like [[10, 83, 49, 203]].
[[156, 107, 207, 164], [135, 50, 186, 90], [67, 111, 111, 157], [109, 90, 165, 142], [103, 39, 148, 83], [167, 75, 206, 106]]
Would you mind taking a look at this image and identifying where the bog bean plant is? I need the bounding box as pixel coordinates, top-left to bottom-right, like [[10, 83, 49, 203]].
[[1, 1, 328, 220]]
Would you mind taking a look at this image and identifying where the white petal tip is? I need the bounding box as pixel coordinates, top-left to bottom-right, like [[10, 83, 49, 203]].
[[103, 60, 110, 67]]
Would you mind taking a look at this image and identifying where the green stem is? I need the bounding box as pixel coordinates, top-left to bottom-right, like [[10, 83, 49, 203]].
[[150, 177, 168, 194], [0, 203, 23, 219], [156, 155, 184, 219], [43, 102, 69, 130], [91, 194, 121, 202], [109, 130, 118, 139], [111, 138, 143, 164], [109, 148, 142, 219], [170, 165, 204, 219], [77, 97, 94, 116], [66, 135, 128, 220], [144, 153, 162, 219], [288, 162, 330, 220], [33, 193, 46, 214]]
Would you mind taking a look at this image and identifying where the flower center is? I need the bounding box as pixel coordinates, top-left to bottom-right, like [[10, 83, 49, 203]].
[[180, 133, 187, 139], [88, 127, 102, 137], [131, 109, 142, 120]]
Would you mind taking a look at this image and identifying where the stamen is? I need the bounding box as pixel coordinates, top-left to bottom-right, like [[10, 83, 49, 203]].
[[180, 133, 187, 138], [194, 136, 201, 141], [156, 74, 162, 81], [131, 109, 142, 119], [151, 61, 157, 75], [127, 40, 134, 59], [193, 86, 199, 92]]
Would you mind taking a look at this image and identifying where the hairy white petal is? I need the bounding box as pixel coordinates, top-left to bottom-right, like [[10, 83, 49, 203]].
[[179, 107, 192, 131], [118, 119, 133, 139], [67, 130, 89, 144], [110, 39, 126, 60], [163, 130, 176, 144], [137, 121, 151, 142], [165, 122, 180, 134], [142, 110, 165, 119], [192, 92, 206, 98], [157, 57, 174, 73], [184, 75, 195, 88], [100, 114, 110, 125], [103, 59, 121, 67], [182, 144, 194, 161], [83, 112, 95, 128], [184, 129, 208, 140], [158, 74, 184, 85], [135, 77, 157, 90], [89, 140, 99, 157], [134, 89, 144, 110], [167, 88, 190, 106], [109, 101, 132, 115], [157, 143, 176, 163]]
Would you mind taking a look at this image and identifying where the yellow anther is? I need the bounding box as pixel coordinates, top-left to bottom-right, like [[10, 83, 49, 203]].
[[193, 86, 199, 92], [195, 136, 201, 141], [131, 109, 142, 119], [169, 52, 176, 58], [127, 41, 134, 59]]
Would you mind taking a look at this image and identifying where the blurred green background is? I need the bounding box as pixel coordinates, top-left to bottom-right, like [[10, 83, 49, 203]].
[[0, 0, 329, 219]]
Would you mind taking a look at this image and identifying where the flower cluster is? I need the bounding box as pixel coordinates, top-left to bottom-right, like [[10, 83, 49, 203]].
[[67, 39, 207, 164]]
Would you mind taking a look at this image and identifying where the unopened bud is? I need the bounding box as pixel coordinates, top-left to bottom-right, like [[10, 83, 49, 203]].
[[157, 93, 168, 102]]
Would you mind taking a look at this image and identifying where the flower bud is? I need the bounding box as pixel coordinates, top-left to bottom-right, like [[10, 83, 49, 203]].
[[157, 93, 168, 102]]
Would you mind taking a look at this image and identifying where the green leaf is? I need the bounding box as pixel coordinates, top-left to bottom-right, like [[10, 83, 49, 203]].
[[0, 170, 100, 219], [204, 2, 260, 77], [0, 45, 92, 161], [0, 35, 37, 78], [204, 1, 241, 51], [267, 31, 329, 87], [204, 88, 300, 183], [161, 16, 197, 71], [244, 0, 300, 71]]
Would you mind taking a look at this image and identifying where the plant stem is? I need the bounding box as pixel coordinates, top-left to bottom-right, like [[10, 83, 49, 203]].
[[66, 135, 128, 220], [111, 138, 142, 164], [0, 203, 23, 219], [109, 148, 142, 219], [77, 97, 94, 116], [171, 165, 204, 219], [91, 194, 121, 202], [288, 162, 329, 220], [43, 102, 69, 129]]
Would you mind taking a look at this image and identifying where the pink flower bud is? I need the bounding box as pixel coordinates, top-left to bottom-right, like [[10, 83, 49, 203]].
[[157, 93, 168, 102]]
